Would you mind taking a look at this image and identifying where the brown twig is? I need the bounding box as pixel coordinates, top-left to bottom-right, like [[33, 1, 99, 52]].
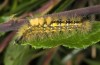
[[0, 19, 28, 32], [0, 5, 100, 32], [41, 48, 58, 65], [91, 46, 96, 58], [75, 53, 84, 65], [46, 5, 100, 18], [35, 0, 61, 16], [65, 60, 72, 65], [0, 31, 16, 53], [0, 0, 9, 11]]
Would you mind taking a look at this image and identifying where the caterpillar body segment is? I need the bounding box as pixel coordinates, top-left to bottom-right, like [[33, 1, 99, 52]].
[[46, 17, 52, 25]]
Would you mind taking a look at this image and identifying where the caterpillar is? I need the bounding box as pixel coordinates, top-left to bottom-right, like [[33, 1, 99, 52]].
[[16, 16, 92, 43]]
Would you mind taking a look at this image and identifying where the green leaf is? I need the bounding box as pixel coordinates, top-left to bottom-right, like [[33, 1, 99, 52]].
[[18, 22, 100, 49], [4, 44, 34, 65]]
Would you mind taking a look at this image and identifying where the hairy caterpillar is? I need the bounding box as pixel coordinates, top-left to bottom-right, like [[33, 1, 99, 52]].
[[16, 16, 91, 43]]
